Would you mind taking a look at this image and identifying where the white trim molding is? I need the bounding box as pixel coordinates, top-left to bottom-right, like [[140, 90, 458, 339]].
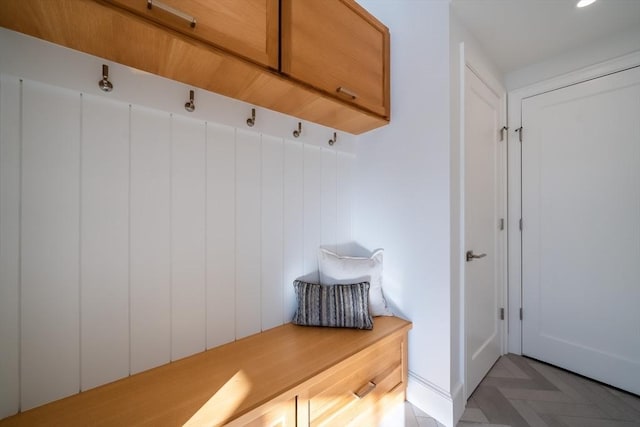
[[506, 50, 640, 354], [407, 372, 463, 427], [0, 28, 357, 153], [452, 381, 465, 425]]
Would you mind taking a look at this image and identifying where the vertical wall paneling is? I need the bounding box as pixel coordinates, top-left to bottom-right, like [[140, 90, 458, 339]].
[[303, 144, 322, 282], [205, 123, 236, 348], [260, 135, 284, 330], [80, 95, 130, 390], [234, 130, 262, 339], [321, 148, 338, 253], [170, 115, 206, 360], [129, 106, 171, 374], [282, 140, 304, 322], [0, 39, 358, 409], [282, 141, 304, 321], [336, 152, 355, 249], [0, 76, 20, 417], [20, 81, 80, 410]]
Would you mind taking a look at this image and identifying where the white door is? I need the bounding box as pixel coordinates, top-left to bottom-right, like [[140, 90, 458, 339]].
[[465, 66, 504, 398], [521, 65, 640, 395]]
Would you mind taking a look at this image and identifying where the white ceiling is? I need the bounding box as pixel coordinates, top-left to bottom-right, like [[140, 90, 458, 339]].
[[450, 0, 640, 74]]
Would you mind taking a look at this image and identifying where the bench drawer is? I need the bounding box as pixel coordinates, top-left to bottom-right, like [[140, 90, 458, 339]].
[[306, 335, 404, 426]]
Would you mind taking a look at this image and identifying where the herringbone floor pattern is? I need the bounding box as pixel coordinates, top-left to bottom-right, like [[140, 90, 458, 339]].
[[406, 354, 640, 427], [459, 354, 640, 427]]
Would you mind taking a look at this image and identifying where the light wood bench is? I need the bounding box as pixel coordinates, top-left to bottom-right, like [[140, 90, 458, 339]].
[[0, 316, 411, 426]]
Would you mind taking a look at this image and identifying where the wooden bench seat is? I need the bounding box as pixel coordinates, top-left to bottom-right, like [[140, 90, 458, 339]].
[[0, 316, 411, 426]]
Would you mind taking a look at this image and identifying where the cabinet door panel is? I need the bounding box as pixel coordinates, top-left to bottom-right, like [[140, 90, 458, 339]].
[[281, 0, 389, 117], [107, 0, 279, 68]]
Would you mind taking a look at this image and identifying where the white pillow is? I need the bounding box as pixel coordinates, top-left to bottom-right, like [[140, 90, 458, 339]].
[[317, 248, 392, 317]]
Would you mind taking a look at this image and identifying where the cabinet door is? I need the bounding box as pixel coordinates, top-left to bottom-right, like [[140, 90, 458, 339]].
[[106, 0, 279, 69], [281, 0, 390, 118]]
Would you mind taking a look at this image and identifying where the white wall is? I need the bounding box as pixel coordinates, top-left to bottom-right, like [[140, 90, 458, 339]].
[[505, 25, 640, 90], [0, 29, 356, 417], [353, 1, 455, 425]]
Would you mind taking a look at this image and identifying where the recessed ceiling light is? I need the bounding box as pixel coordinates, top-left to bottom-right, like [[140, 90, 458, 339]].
[[577, 0, 597, 8]]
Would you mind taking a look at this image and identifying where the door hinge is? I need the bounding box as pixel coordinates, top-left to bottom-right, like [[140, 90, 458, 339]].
[[499, 126, 508, 141], [515, 126, 523, 142], [499, 307, 505, 320], [519, 218, 523, 231], [499, 218, 505, 230], [519, 308, 523, 320]]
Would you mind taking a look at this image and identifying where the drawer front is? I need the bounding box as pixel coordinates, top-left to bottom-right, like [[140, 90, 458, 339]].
[[308, 336, 404, 426], [225, 397, 296, 427], [105, 0, 279, 69]]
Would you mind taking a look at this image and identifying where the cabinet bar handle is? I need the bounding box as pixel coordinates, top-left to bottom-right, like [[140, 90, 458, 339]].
[[353, 381, 376, 399], [336, 86, 357, 100], [147, 0, 196, 28]]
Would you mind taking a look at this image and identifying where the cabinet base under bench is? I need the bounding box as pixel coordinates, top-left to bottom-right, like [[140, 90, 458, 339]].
[[0, 316, 411, 426]]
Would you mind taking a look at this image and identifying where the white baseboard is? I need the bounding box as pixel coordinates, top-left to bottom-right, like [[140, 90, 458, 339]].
[[452, 382, 465, 425], [406, 372, 465, 427]]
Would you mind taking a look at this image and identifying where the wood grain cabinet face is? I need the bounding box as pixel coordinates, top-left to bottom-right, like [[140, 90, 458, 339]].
[[0, 315, 410, 426], [227, 397, 296, 427], [302, 336, 405, 426], [281, 0, 390, 118], [0, 0, 390, 134], [106, 0, 279, 69]]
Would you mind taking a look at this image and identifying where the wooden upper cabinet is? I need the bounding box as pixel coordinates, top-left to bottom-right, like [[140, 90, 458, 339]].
[[281, 0, 390, 118], [0, 0, 390, 134], [106, 0, 279, 69]]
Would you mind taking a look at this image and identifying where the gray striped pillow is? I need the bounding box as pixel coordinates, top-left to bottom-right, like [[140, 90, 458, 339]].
[[292, 280, 373, 330]]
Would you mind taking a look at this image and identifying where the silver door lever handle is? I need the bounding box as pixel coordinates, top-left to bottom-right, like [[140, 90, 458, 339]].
[[466, 250, 487, 262]]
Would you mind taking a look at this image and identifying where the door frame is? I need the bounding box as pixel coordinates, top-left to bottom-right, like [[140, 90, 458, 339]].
[[506, 51, 640, 354], [459, 42, 508, 401]]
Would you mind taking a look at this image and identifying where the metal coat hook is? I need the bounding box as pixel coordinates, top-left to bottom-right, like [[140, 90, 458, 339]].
[[293, 122, 302, 138], [98, 64, 113, 92], [246, 108, 256, 127], [184, 90, 195, 112], [328, 132, 337, 146]]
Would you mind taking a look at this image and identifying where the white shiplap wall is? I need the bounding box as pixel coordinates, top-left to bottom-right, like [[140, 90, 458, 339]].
[[0, 30, 356, 416]]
